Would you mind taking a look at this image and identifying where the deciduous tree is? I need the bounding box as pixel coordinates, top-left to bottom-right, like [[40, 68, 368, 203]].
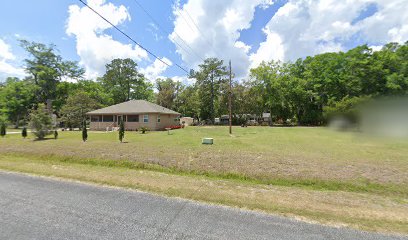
[[101, 58, 154, 104]]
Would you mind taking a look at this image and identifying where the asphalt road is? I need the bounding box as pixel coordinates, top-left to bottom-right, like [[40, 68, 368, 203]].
[[0, 171, 406, 240]]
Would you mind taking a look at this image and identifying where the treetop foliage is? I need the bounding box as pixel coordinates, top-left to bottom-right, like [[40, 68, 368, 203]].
[[0, 40, 407, 128]]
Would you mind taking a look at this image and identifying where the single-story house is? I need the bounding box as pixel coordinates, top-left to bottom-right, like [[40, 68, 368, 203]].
[[86, 100, 180, 131]]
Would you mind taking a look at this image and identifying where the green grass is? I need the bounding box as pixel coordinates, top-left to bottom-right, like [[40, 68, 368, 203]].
[[1, 126, 407, 187]]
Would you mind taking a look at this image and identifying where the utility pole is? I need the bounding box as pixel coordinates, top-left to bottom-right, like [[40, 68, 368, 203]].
[[229, 60, 232, 135]]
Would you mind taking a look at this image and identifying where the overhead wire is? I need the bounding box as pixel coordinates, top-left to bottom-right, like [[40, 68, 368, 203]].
[[131, 0, 205, 63], [77, 0, 189, 74], [171, 0, 214, 52]]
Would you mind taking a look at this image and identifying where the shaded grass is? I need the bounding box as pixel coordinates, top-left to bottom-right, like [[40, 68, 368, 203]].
[[0, 154, 407, 234]]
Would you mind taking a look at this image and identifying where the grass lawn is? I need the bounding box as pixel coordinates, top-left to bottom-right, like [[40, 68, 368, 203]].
[[0, 126, 407, 233]]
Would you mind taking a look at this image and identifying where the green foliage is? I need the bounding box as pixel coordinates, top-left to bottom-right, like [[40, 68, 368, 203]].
[[156, 78, 182, 109], [101, 58, 154, 104], [0, 77, 37, 128], [191, 58, 229, 122], [82, 120, 88, 142], [19, 40, 84, 106], [139, 126, 149, 134], [29, 104, 54, 140], [54, 130, 58, 139], [60, 91, 101, 129], [0, 122, 6, 137], [77, 80, 114, 106], [0, 41, 407, 128], [176, 85, 200, 120], [249, 42, 408, 125], [119, 119, 125, 142], [22, 127, 27, 138], [324, 96, 371, 123]]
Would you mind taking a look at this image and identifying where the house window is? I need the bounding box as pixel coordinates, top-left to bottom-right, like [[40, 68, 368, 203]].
[[157, 114, 161, 123], [90, 115, 100, 122], [127, 115, 139, 122], [102, 115, 114, 122], [143, 114, 149, 123]]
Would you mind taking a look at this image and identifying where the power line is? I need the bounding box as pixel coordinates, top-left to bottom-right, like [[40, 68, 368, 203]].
[[183, 6, 213, 49], [131, 0, 205, 63], [171, 0, 213, 51], [77, 0, 189, 74]]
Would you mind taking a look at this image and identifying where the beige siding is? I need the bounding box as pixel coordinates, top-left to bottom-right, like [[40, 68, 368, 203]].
[[89, 113, 179, 131]]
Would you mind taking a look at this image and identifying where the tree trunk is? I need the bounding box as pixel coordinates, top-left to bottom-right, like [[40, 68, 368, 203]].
[[15, 114, 20, 129]]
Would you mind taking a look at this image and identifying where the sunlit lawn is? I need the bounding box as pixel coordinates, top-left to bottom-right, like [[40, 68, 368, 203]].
[[1, 126, 407, 190]]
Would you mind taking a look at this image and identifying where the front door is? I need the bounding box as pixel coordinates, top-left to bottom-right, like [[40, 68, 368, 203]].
[[117, 115, 122, 125]]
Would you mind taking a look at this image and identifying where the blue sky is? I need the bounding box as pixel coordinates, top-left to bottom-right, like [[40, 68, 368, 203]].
[[0, 0, 407, 82]]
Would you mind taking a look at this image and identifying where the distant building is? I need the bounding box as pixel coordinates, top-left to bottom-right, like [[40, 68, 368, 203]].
[[86, 100, 180, 131], [217, 114, 259, 125], [262, 113, 271, 123], [180, 117, 195, 126]]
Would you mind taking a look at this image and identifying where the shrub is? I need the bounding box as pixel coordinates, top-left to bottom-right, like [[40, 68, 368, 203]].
[[22, 127, 27, 138], [82, 120, 88, 142], [0, 123, 6, 137], [139, 126, 149, 134], [119, 119, 125, 142], [29, 104, 54, 140], [54, 130, 58, 139]]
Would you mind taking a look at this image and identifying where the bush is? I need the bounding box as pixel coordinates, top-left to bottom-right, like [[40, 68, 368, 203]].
[[139, 126, 149, 134], [22, 127, 27, 138], [29, 104, 54, 140], [82, 120, 88, 142], [54, 130, 58, 139], [0, 122, 6, 137]]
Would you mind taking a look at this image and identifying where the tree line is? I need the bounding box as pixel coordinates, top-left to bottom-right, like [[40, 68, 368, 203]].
[[0, 40, 407, 129]]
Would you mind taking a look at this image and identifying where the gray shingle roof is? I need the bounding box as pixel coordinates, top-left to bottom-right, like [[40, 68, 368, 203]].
[[86, 100, 180, 115]]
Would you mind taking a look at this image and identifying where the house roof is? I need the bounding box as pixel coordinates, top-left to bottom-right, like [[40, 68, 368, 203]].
[[86, 100, 180, 115]]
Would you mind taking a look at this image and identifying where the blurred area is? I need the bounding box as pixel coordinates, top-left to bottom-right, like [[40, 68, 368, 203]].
[[328, 97, 408, 138]]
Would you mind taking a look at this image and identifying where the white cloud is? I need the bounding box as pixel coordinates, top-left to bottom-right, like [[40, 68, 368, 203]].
[[358, 0, 408, 43], [171, 0, 408, 78], [66, 0, 148, 78], [370, 45, 383, 52], [169, 0, 274, 78], [140, 57, 172, 82], [172, 75, 195, 85], [260, 0, 408, 62], [147, 22, 162, 42], [0, 39, 16, 60], [249, 27, 284, 69], [0, 39, 26, 79], [234, 41, 251, 54]]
